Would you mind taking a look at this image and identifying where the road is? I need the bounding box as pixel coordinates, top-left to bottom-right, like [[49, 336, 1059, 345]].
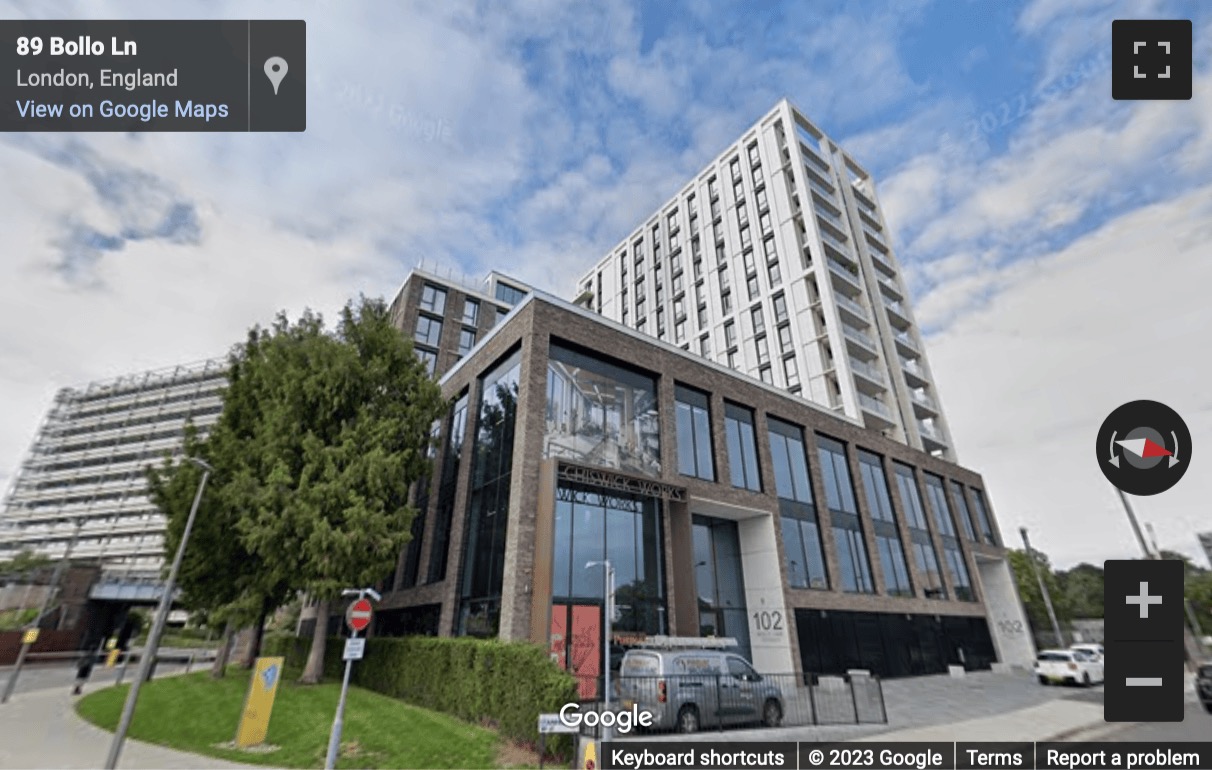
[[0, 649, 210, 698]]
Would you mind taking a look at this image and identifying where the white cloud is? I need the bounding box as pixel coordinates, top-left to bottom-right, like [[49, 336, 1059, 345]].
[[929, 186, 1212, 568]]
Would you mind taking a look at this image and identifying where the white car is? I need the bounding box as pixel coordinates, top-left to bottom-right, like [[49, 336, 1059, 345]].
[[1035, 649, 1104, 686], [1069, 643, 1104, 663]]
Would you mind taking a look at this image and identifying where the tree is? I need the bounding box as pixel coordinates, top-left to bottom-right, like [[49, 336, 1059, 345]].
[[1056, 563, 1105, 620], [215, 298, 445, 684], [0, 549, 52, 578], [147, 425, 293, 676], [1007, 548, 1071, 639]]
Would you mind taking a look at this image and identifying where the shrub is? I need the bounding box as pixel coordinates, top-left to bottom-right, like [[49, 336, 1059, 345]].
[[261, 634, 578, 751]]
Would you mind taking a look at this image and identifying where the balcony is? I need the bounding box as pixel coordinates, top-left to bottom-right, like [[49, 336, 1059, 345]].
[[799, 139, 831, 172], [849, 357, 887, 393], [918, 420, 949, 448], [859, 393, 896, 427], [818, 227, 855, 263], [857, 205, 882, 231], [827, 257, 862, 295], [869, 247, 898, 276], [816, 203, 848, 234], [877, 273, 903, 299], [900, 356, 929, 387], [894, 330, 920, 355], [806, 172, 837, 203], [833, 294, 869, 325], [864, 226, 889, 254], [842, 324, 879, 359], [910, 389, 938, 414], [852, 182, 877, 213], [883, 297, 911, 329]]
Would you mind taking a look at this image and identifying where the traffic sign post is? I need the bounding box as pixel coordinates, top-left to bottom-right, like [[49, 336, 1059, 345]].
[[324, 587, 380, 770]]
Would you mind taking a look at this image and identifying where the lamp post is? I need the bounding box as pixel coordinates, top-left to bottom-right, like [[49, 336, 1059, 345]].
[[586, 560, 614, 742], [1019, 527, 1065, 648], [104, 457, 211, 770], [2, 518, 83, 704]]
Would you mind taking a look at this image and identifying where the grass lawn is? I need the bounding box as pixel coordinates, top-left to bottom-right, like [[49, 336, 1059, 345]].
[[76, 669, 503, 769]]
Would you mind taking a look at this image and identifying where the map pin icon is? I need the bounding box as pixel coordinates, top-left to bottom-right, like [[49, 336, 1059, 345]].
[[264, 57, 288, 95]]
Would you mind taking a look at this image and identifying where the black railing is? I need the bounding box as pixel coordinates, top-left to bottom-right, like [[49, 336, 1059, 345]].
[[570, 671, 885, 735]]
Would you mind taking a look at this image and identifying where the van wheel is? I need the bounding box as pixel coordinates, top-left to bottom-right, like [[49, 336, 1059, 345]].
[[1038, 675, 1048, 685], [1082, 673, 1091, 687], [676, 705, 700, 734], [762, 699, 783, 728], [1203, 702, 1212, 715]]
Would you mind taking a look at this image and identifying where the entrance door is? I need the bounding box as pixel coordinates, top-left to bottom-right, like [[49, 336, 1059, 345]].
[[692, 515, 751, 661]]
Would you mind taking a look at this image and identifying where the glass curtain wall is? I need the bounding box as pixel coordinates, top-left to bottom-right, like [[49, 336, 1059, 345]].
[[457, 349, 522, 636], [725, 403, 762, 491], [817, 436, 874, 594], [427, 393, 468, 583], [544, 342, 661, 477], [692, 515, 751, 660], [894, 463, 946, 600], [857, 451, 913, 597], [675, 385, 715, 480], [925, 474, 974, 601], [767, 417, 828, 589]]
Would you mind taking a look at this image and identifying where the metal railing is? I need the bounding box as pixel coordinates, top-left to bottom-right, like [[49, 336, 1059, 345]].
[[827, 258, 861, 288], [858, 393, 892, 419], [842, 325, 878, 352], [573, 671, 885, 736], [833, 294, 868, 321], [849, 358, 886, 385]]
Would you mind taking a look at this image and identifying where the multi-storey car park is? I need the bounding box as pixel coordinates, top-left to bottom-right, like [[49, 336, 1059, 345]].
[[0, 360, 226, 589], [576, 99, 954, 461]]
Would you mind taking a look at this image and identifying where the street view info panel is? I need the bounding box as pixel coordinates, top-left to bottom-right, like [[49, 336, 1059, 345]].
[[0, 3, 1209, 770]]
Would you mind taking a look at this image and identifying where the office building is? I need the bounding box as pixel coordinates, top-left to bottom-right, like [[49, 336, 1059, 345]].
[[371, 269, 1033, 683], [0, 360, 226, 583], [576, 99, 955, 460]]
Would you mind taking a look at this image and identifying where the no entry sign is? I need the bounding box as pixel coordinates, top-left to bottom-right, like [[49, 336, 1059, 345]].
[[346, 597, 373, 633]]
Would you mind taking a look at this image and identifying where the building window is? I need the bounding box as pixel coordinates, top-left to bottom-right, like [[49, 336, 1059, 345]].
[[768, 417, 828, 589], [783, 355, 800, 387], [458, 328, 476, 356], [495, 282, 527, 305], [697, 304, 708, 328], [420, 283, 447, 315], [721, 289, 733, 316], [772, 292, 788, 324], [751, 306, 765, 336], [416, 348, 438, 376], [818, 436, 874, 594], [457, 349, 522, 636], [496, 306, 510, 325], [777, 324, 793, 354], [427, 393, 468, 583], [746, 274, 760, 301], [923, 475, 956, 538], [699, 335, 711, 357], [858, 451, 912, 597], [462, 299, 479, 327], [768, 261, 782, 287], [755, 335, 769, 365], [544, 341, 661, 477], [755, 186, 768, 211], [759, 365, 772, 384], [724, 320, 737, 349], [724, 403, 761, 492], [894, 463, 946, 599], [970, 488, 998, 545], [949, 481, 978, 541], [415, 314, 442, 347], [675, 385, 714, 481], [675, 319, 686, 342]]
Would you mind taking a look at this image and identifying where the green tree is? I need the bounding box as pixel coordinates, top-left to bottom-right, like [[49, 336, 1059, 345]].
[[1007, 548, 1071, 641], [0, 549, 52, 578], [1057, 563, 1105, 619], [216, 298, 445, 684], [147, 425, 293, 676]]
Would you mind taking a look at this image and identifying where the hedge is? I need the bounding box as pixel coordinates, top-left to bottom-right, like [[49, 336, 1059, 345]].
[[263, 634, 579, 750]]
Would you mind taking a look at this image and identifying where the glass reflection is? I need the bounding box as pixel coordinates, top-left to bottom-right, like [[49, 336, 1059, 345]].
[[545, 343, 661, 477], [552, 483, 666, 636]]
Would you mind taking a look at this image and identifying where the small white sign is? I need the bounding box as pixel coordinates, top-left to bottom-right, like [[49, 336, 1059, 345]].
[[538, 713, 578, 734], [343, 637, 366, 661]]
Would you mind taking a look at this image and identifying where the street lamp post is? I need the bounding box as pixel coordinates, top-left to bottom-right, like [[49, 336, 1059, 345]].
[[2, 518, 83, 704], [1019, 527, 1065, 648], [104, 457, 211, 770], [586, 560, 614, 742]]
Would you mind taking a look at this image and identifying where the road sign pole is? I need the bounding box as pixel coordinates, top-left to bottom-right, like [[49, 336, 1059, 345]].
[[323, 586, 378, 770], [325, 631, 356, 770]]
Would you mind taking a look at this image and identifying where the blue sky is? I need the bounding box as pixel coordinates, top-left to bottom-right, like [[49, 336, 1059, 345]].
[[1, 0, 1211, 567]]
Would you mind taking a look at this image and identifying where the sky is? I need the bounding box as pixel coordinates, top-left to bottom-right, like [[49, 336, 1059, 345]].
[[1, 0, 1210, 570]]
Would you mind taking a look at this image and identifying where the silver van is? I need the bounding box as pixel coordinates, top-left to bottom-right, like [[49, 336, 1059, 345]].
[[616, 649, 784, 733]]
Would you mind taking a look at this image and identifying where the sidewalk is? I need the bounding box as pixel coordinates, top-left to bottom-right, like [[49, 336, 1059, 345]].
[[852, 697, 1105, 743], [0, 685, 259, 769]]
